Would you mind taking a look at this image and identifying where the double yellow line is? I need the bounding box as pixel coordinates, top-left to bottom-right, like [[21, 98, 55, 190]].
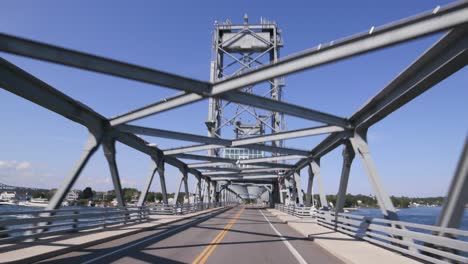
[[192, 207, 245, 264]]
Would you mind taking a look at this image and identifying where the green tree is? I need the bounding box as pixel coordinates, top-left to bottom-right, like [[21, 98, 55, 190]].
[[155, 192, 163, 203], [123, 188, 140, 202], [146, 192, 155, 202], [81, 187, 93, 200]]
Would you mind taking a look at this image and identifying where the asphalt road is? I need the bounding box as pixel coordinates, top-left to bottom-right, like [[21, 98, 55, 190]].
[[39, 206, 343, 264]]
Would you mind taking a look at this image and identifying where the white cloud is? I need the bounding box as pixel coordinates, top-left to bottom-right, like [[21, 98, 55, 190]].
[[0, 160, 18, 169], [16, 161, 31, 170], [0, 160, 32, 170]]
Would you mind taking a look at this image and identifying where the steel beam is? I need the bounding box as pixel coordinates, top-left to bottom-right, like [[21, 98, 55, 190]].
[[231, 125, 345, 146], [349, 131, 398, 220], [172, 153, 303, 163], [127, 124, 340, 154], [335, 141, 355, 214], [0, 58, 211, 182], [0, 34, 211, 95], [211, 3, 468, 95], [157, 161, 169, 204], [0, 58, 104, 131], [285, 131, 348, 178], [96, 2, 468, 126], [46, 132, 101, 210], [202, 167, 286, 175], [217, 91, 349, 127], [117, 124, 230, 145], [183, 169, 190, 205], [102, 138, 125, 208], [188, 161, 293, 169], [437, 137, 468, 230], [305, 166, 314, 207], [351, 27, 468, 129], [137, 158, 158, 206], [293, 172, 304, 205], [173, 171, 184, 205], [164, 142, 309, 156], [309, 160, 328, 208]]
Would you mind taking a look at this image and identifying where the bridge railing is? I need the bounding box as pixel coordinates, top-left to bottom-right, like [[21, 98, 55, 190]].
[[316, 210, 468, 264], [275, 204, 314, 218], [0, 207, 149, 244], [273, 204, 468, 263], [149, 202, 237, 215]]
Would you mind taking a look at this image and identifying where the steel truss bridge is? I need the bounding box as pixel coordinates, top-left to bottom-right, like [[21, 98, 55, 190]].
[[0, 1, 467, 263]]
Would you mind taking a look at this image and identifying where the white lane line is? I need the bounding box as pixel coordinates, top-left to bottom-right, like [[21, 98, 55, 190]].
[[81, 210, 225, 264], [259, 209, 307, 264]]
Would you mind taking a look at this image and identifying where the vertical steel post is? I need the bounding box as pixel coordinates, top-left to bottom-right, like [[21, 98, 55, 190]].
[[183, 169, 190, 205], [47, 132, 101, 210], [335, 141, 355, 214], [293, 172, 303, 205], [349, 131, 398, 220], [309, 160, 328, 208], [437, 138, 468, 230], [305, 164, 314, 207], [157, 160, 169, 204], [103, 137, 125, 208], [173, 171, 184, 205], [137, 158, 158, 206]]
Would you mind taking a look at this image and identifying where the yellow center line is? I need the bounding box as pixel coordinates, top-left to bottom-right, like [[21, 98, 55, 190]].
[[192, 207, 245, 264]]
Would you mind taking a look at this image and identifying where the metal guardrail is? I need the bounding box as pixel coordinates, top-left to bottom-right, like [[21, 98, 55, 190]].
[[149, 202, 237, 215], [316, 210, 468, 264], [275, 204, 314, 218], [0, 207, 149, 244], [274, 204, 468, 263], [0, 203, 237, 244]]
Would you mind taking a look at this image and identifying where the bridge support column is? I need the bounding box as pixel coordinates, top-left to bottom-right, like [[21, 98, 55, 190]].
[[197, 176, 202, 207], [173, 170, 184, 205], [305, 166, 314, 207], [157, 161, 168, 204], [293, 172, 303, 205], [47, 132, 101, 210], [437, 138, 468, 230], [349, 131, 398, 220], [308, 160, 328, 208], [284, 177, 291, 205], [137, 158, 158, 206], [335, 141, 355, 214], [183, 168, 190, 205], [210, 181, 217, 204], [103, 137, 125, 208]]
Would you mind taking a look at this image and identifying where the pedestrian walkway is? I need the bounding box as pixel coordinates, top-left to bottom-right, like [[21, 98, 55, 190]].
[[267, 208, 422, 264]]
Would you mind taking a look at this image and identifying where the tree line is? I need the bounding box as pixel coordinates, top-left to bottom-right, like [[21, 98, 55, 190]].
[[309, 194, 445, 208]]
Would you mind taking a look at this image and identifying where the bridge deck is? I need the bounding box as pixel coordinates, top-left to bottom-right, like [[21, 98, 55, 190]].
[[32, 206, 344, 264]]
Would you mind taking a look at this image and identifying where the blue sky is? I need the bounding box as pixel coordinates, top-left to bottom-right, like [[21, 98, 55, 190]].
[[0, 0, 466, 197]]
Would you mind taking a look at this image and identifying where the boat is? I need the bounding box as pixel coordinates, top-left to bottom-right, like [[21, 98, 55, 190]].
[[0, 199, 17, 206], [22, 198, 49, 207]]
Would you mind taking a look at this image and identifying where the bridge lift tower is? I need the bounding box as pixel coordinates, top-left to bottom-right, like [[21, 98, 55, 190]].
[[207, 15, 285, 203]]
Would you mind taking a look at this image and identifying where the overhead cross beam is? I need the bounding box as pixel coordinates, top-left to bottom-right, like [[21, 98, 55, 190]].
[[188, 161, 294, 169], [163, 142, 309, 156], [118, 124, 341, 156], [171, 153, 304, 163], [351, 27, 468, 129], [282, 26, 468, 179], [0, 57, 205, 180]]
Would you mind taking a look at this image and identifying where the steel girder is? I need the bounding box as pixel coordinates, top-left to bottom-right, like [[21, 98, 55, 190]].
[[163, 142, 309, 156], [172, 153, 303, 164], [118, 124, 343, 147], [283, 26, 468, 179]]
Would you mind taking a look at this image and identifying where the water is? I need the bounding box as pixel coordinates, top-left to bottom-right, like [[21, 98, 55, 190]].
[[350, 206, 468, 231]]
